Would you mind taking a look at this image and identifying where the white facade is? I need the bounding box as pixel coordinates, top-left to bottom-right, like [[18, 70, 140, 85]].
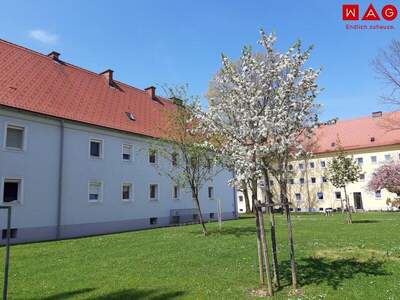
[[0, 107, 237, 244]]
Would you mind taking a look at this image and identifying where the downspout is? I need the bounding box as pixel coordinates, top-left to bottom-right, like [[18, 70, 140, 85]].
[[56, 119, 64, 240]]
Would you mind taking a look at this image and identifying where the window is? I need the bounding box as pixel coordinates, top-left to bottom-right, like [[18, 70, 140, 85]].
[[359, 173, 365, 181], [122, 183, 132, 201], [335, 191, 341, 199], [149, 149, 157, 164], [375, 190, 382, 199], [210, 213, 215, 219], [371, 156, 377, 164], [320, 161, 326, 168], [88, 181, 102, 202], [193, 214, 199, 221], [173, 185, 179, 199], [2, 178, 22, 203], [385, 154, 392, 162], [208, 186, 214, 199], [299, 163, 304, 170], [322, 176, 327, 183], [239, 195, 243, 202], [295, 193, 301, 201], [5, 124, 25, 150], [309, 161, 315, 169], [300, 178, 305, 184], [150, 217, 158, 225], [90, 139, 102, 158], [288, 164, 293, 171], [269, 180, 274, 186], [289, 178, 294, 185], [317, 192, 324, 200], [2, 228, 17, 239], [311, 177, 316, 183], [122, 144, 133, 161], [356, 157, 363, 165], [149, 184, 158, 200], [172, 153, 178, 167]]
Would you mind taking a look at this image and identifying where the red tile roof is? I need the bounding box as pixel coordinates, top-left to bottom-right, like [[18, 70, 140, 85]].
[[0, 39, 399, 153], [310, 111, 400, 154], [0, 39, 176, 139]]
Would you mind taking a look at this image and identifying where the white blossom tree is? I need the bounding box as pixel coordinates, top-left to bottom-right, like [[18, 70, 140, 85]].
[[195, 30, 320, 294]]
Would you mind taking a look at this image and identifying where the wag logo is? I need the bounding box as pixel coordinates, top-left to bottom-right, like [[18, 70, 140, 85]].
[[342, 3, 397, 30]]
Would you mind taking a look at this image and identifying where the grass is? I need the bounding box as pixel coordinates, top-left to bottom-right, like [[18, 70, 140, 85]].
[[1, 212, 400, 299]]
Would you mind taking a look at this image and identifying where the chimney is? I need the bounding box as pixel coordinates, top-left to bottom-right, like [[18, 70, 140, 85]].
[[100, 69, 114, 86], [145, 86, 156, 100], [47, 51, 60, 61], [372, 111, 382, 118]]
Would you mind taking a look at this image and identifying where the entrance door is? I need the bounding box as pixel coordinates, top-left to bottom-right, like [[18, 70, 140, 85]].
[[353, 192, 363, 210]]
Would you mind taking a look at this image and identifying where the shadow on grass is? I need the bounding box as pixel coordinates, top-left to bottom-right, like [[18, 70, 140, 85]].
[[352, 220, 379, 224], [36, 288, 185, 300], [190, 226, 256, 237], [280, 257, 389, 290], [30, 288, 95, 300], [92, 288, 186, 300]]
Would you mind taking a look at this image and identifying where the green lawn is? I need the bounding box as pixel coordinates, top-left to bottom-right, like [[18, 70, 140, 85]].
[[1, 212, 400, 299]]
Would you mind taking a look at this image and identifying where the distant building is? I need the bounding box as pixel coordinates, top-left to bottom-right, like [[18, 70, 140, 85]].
[[237, 111, 400, 213], [0, 40, 237, 244]]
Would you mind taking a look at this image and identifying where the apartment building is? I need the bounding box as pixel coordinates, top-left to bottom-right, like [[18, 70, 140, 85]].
[[237, 111, 400, 212], [0, 40, 237, 244]]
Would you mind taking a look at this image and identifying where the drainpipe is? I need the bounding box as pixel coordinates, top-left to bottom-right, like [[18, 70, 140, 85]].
[[56, 119, 64, 240]]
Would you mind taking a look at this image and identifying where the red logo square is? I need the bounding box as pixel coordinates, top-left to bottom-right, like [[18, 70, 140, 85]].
[[343, 4, 359, 20]]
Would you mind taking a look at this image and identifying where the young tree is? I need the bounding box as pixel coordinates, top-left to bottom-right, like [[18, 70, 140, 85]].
[[195, 29, 320, 293], [153, 85, 220, 236], [367, 162, 400, 195], [326, 147, 362, 224]]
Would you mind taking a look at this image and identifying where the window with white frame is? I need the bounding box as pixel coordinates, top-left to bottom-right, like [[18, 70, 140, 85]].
[[309, 161, 315, 168], [317, 192, 324, 200], [322, 176, 328, 183], [173, 185, 179, 199], [311, 177, 316, 183], [356, 157, 363, 165], [239, 195, 243, 202], [88, 181, 102, 202], [300, 178, 305, 184], [149, 149, 157, 164], [149, 184, 158, 200], [5, 124, 25, 150], [375, 190, 382, 199], [299, 163, 304, 170], [335, 191, 341, 199], [90, 139, 103, 158], [122, 183, 132, 201], [370, 155, 377, 164], [359, 173, 365, 181], [2, 178, 22, 204], [122, 144, 133, 161], [289, 178, 294, 185], [320, 161, 326, 168], [384, 154, 392, 162], [295, 193, 301, 201], [208, 186, 214, 199]]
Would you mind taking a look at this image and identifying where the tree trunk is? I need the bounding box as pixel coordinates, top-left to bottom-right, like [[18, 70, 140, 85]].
[[304, 159, 312, 212], [340, 196, 344, 214], [254, 199, 265, 286], [243, 184, 252, 213], [193, 192, 208, 235], [264, 170, 280, 288], [343, 186, 352, 224], [281, 181, 298, 290], [257, 204, 274, 296]]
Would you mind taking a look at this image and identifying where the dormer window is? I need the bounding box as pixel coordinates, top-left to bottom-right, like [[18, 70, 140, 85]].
[[126, 112, 135, 121]]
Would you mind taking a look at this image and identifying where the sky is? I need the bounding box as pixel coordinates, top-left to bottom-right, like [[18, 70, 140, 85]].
[[0, 0, 398, 121]]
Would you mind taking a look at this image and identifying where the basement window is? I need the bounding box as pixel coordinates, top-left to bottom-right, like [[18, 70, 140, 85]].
[[210, 213, 215, 219], [150, 217, 158, 225], [2, 228, 17, 239]]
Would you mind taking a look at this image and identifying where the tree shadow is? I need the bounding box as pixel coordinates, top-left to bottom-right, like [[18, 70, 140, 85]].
[[29, 288, 95, 300], [91, 288, 186, 300], [280, 257, 390, 290], [189, 226, 256, 237], [352, 220, 379, 224]]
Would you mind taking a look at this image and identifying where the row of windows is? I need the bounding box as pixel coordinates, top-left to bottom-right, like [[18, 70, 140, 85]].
[[1, 177, 215, 204], [293, 190, 383, 201], [289, 176, 328, 185], [289, 153, 400, 171]]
